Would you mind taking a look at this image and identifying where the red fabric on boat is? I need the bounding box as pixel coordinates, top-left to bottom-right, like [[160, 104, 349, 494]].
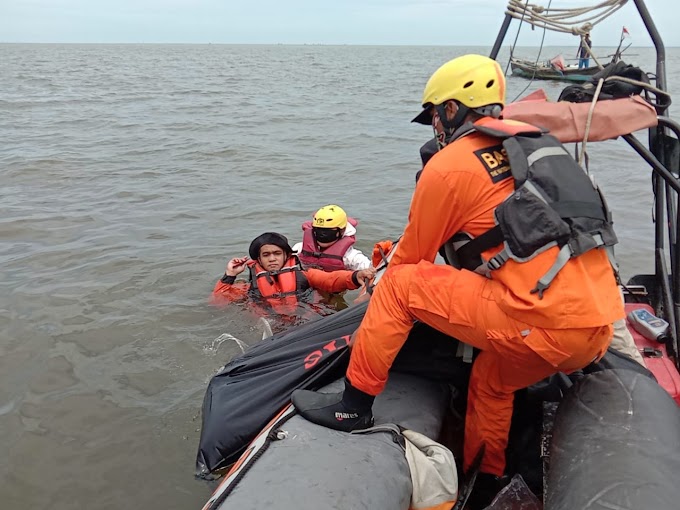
[[503, 93, 658, 143]]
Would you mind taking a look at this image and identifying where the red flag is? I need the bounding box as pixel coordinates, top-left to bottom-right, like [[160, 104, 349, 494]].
[[622, 26, 630, 37], [549, 54, 566, 71]]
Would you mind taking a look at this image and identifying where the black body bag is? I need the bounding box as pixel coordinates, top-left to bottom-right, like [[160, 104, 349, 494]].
[[195, 301, 468, 477]]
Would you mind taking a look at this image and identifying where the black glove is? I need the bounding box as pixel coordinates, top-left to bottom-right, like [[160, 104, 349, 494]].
[[291, 378, 375, 432]]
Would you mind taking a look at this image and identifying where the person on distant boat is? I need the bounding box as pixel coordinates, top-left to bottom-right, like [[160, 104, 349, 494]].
[[211, 232, 375, 317], [292, 205, 371, 271], [291, 54, 623, 509], [578, 32, 592, 69]]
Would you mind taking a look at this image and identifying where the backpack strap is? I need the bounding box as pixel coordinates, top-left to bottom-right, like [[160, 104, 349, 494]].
[[454, 227, 503, 271], [530, 244, 573, 299], [530, 234, 614, 299]]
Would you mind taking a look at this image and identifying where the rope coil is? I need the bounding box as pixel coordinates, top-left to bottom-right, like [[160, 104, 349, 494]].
[[505, 0, 627, 35]]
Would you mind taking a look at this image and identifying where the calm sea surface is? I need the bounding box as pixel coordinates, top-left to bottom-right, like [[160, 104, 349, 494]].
[[1, 43, 679, 509]]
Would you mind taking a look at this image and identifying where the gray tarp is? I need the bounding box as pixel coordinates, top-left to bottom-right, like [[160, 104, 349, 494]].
[[218, 373, 450, 510]]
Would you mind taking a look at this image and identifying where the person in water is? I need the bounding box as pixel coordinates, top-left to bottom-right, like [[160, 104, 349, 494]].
[[292, 205, 371, 271], [578, 32, 592, 69], [211, 232, 375, 317], [292, 54, 623, 508]]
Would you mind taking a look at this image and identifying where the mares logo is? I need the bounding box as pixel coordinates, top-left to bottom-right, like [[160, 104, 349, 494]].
[[474, 143, 511, 184], [303, 335, 351, 370], [334, 412, 358, 421]]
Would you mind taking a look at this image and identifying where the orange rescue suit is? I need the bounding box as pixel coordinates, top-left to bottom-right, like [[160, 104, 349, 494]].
[[346, 118, 623, 476]]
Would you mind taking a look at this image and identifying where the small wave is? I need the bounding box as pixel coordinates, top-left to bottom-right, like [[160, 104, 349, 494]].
[[204, 333, 249, 356]]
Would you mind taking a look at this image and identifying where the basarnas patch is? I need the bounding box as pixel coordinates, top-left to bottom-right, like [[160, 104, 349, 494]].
[[473, 143, 511, 184]]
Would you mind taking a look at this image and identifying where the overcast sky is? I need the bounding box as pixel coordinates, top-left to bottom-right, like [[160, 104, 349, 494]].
[[2, 0, 677, 46]]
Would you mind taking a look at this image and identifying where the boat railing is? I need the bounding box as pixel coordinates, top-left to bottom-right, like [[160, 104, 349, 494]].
[[623, 116, 680, 364], [490, 0, 680, 370], [491, 0, 680, 366]]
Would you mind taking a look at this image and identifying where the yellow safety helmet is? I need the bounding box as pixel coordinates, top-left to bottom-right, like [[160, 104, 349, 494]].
[[313, 205, 348, 229], [412, 54, 506, 125]]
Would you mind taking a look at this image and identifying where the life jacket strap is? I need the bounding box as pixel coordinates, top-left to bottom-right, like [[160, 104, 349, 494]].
[[300, 249, 344, 261], [269, 290, 299, 299], [526, 146, 569, 167], [455, 227, 503, 270], [605, 245, 619, 275], [530, 244, 572, 299], [591, 233, 620, 276], [455, 342, 475, 363], [254, 264, 300, 280], [487, 249, 510, 271]]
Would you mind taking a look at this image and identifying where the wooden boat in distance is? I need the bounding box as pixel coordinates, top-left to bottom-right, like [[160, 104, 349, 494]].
[[510, 56, 607, 83]]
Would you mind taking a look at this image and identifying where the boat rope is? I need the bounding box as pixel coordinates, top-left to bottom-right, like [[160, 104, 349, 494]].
[[505, 0, 627, 36], [575, 73, 670, 168], [503, 1, 530, 77], [602, 74, 670, 102], [504, 0, 627, 78], [579, 77, 605, 168], [508, 0, 554, 103]]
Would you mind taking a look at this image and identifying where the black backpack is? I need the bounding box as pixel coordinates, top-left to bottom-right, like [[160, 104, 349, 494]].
[[558, 60, 671, 112]]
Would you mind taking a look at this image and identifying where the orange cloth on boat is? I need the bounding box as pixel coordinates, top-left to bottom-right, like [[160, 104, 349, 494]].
[[503, 93, 657, 144], [346, 118, 623, 476]]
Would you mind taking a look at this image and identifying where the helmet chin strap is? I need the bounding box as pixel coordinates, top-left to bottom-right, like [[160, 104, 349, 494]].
[[435, 101, 470, 145], [434, 102, 470, 150], [434, 102, 503, 150], [435, 102, 470, 134]]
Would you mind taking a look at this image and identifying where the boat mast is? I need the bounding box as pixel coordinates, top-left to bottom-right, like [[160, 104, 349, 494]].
[[489, 14, 513, 61]]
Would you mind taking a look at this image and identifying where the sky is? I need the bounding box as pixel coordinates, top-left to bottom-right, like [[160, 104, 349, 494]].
[[1, 0, 678, 47]]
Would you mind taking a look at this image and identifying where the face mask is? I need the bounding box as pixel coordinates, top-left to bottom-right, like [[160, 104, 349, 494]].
[[313, 227, 341, 244]]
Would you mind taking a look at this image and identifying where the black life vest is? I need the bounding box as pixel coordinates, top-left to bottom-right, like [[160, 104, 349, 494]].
[[454, 119, 618, 298]]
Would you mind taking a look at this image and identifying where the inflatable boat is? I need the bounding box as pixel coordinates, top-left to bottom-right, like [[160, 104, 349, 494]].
[[197, 300, 680, 510], [196, 1, 680, 508]]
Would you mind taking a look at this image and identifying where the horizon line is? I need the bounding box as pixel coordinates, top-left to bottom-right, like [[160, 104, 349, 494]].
[[0, 41, 665, 48]]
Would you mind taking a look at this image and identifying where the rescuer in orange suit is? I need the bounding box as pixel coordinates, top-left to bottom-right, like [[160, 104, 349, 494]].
[[292, 55, 624, 506]]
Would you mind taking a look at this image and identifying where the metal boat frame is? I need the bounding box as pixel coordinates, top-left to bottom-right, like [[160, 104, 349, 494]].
[[492, 0, 680, 367]]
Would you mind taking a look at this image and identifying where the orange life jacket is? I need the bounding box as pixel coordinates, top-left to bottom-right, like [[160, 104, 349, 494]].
[[247, 257, 311, 314]]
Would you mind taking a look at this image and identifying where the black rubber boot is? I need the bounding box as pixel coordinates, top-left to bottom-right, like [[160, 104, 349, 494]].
[[291, 378, 375, 432]]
